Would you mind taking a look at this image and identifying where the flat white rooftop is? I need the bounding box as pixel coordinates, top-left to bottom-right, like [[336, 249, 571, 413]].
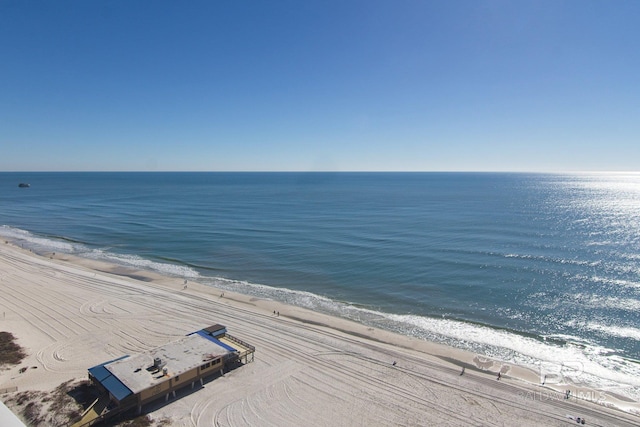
[[105, 334, 232, 394]]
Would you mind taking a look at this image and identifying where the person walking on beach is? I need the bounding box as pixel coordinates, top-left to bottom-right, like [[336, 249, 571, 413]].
[[497, 372, 501, 380]]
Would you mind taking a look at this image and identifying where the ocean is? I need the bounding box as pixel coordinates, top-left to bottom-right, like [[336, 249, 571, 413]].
[[1, 172, 639, 399]]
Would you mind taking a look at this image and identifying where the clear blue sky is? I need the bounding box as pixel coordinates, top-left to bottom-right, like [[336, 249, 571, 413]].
[[1, 1, 638, 172]]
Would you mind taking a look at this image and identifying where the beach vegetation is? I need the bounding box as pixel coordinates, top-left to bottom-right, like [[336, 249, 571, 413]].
[[0, 331, 27, 366], [3, 377, 173, 427], [110, 408, 173, 426], [4, 380, 86, 426], [115, 415, 154, 426]]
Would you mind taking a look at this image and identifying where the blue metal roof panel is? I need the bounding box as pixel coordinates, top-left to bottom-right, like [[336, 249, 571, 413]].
[[88, 365, 111, 382], [89, 355, 133, 402], [89, 355, 130, 381], [102, 374, 133, 401]]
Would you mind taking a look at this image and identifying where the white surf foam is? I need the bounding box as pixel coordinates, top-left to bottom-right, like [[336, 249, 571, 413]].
[[206, 274, 640, 400], [586, 323, 640, 341], [3, 224, 639, 400], [0, 225, 200, 279], [83, 249, 200, 279], [0, 225, 78, 252]]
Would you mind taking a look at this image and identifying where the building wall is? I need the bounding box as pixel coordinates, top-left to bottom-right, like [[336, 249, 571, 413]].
[[138, 361, 221, 405], [100, 354, 231, 408], [198, 357, 223, 375], [171, 367, 198, 388], [139, 380, 170, 403]]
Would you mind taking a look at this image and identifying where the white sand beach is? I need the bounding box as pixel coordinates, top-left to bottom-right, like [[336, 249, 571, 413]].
[[1, 241, 638, 426]]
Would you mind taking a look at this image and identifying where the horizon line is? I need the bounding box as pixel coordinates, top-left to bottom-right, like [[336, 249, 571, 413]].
[[1, 170, 639, 174]]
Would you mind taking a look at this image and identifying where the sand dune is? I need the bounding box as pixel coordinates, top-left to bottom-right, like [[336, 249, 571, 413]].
[[1, 242, 638, 426]]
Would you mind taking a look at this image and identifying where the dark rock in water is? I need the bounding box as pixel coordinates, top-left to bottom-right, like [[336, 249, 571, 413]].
[[18, 183, 30, 188]]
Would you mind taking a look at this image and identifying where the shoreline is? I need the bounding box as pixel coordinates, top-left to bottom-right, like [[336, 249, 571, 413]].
[[1, 241, 639, 425]]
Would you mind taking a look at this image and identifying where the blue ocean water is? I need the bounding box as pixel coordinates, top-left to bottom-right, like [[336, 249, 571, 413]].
[[1, 172, 639, 398]]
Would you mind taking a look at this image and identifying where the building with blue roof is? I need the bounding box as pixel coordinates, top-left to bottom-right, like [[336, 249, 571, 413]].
[[75, 325, 254, 426]]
